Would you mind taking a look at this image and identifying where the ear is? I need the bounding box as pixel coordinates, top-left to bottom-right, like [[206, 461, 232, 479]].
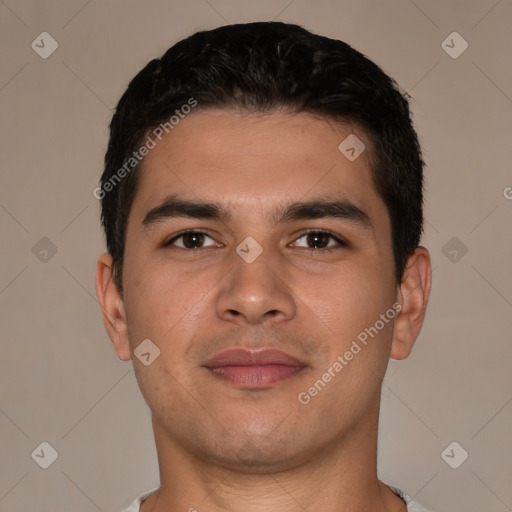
[[95, 253, 131, 361], [390, 246, 432, 360]]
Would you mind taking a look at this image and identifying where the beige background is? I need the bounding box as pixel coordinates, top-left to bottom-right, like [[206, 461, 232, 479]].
[[1, 1, 511, 511]]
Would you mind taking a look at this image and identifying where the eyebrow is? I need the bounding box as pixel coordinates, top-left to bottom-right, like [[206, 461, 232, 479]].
[[141, 194, 373, 231]]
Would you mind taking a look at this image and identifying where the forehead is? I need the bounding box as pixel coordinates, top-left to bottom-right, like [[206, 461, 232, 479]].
[[128, 109, 388, 230]]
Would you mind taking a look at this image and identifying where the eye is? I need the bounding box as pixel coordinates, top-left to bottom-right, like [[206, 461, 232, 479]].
[[164, 230, 346, 251], [165, 231, 219, 249], [292, 230, 347, 250]]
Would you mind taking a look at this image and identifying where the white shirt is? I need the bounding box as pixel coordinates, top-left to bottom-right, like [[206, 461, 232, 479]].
[[121, 484, 431, 511]]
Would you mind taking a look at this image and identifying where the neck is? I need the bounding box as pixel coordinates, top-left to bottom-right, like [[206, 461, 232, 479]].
[[141, 399, 406, 512]]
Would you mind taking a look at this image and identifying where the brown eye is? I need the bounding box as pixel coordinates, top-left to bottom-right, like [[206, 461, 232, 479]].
[[306, 232, 330, 249], [166, 231, 217, 249], [293, 231, 346, 250]]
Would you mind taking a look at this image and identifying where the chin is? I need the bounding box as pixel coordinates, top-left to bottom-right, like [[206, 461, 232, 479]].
[[203, 426, 312, 474]]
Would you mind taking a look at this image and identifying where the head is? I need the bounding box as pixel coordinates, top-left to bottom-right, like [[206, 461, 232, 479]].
[[99, 21, 424, 294], [96, 22, 431, 472]]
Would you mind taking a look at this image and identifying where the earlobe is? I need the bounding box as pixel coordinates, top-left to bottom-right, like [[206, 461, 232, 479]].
[[95, 253, 131, 361], [390, 246, 432, 360]]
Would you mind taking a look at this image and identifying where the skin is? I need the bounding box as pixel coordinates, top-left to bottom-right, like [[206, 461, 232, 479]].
[[96, 109, 432, 512]]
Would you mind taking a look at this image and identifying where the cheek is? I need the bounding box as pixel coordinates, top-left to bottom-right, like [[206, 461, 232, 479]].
[[132, 359, 186, 430], [301, 259, 395, 380], [123, 253, 216, 349], [304, 260, 386, 328]]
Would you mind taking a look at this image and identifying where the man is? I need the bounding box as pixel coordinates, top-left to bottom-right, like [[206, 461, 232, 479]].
[[95, 22, 433, 512]]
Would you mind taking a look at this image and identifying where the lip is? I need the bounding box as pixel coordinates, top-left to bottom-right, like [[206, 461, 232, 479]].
[[204, 348, 305, 367], [203, 348, 307, 388]]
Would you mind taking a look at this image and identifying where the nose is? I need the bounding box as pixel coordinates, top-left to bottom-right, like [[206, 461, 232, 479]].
[[215, 243, 297, 326]]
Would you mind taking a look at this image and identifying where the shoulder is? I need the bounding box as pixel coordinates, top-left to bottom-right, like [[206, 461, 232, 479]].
[[119, 488, 158, 512], [386, 484, 433, 512]]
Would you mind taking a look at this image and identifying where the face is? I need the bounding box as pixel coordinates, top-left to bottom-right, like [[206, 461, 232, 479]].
[[104, 109, 406, 472]]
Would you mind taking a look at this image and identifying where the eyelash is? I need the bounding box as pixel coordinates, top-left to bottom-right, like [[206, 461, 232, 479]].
[[164, 229, 348, 252]]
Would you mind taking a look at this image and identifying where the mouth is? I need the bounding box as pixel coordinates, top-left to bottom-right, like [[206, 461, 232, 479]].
[[203, 348, 307, 388]]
